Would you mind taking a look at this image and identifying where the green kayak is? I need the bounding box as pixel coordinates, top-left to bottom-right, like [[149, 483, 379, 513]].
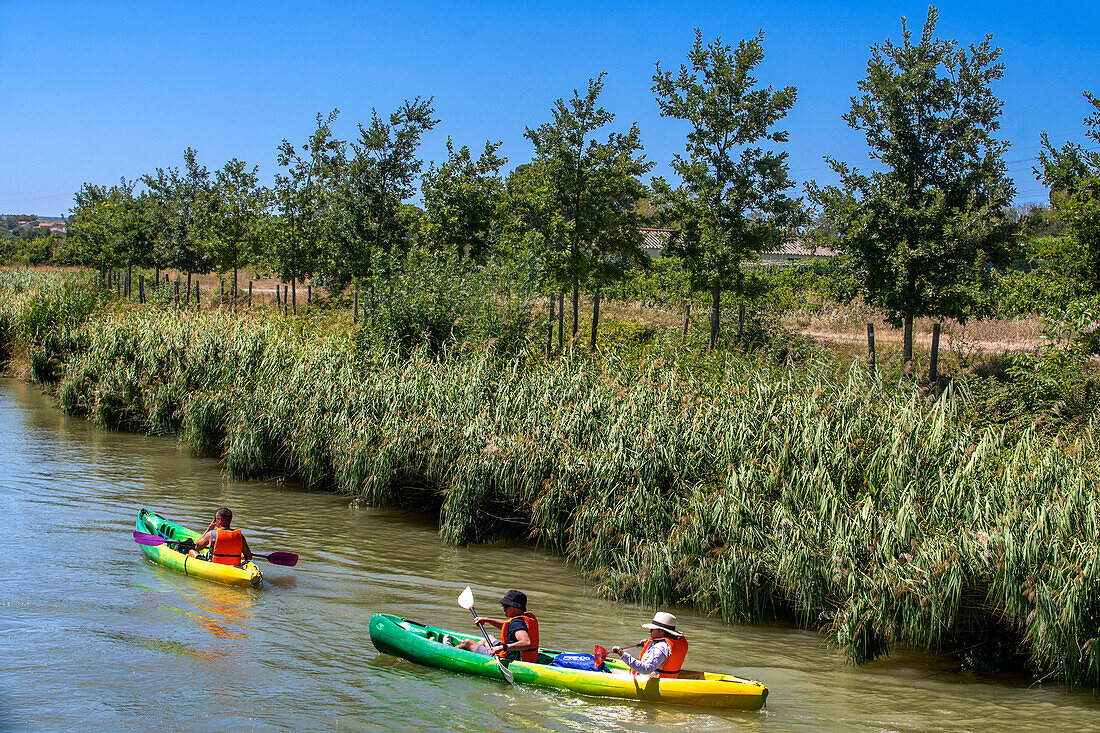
[[368, 613, 768, 710]]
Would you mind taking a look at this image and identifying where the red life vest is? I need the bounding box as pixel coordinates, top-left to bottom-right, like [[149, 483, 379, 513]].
[[640, 634, 688, 678], [493, 612, 540, 663], [210, 528, 244, 566]]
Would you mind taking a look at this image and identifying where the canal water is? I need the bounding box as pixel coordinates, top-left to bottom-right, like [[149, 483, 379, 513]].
[[1, 378, 1097, 732]]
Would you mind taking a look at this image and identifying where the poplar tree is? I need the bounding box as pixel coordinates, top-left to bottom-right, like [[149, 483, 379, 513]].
[[653, 30, 799, 352], [808, 7, 1016, 364]]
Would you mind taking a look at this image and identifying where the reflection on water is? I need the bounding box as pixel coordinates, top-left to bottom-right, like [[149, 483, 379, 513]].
[[1, 377, 1099, 732]]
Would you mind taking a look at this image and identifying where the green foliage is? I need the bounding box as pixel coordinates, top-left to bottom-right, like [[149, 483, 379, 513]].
[[142, 148, 214, 275], [336, 99, 438, 301], [808, 7, 1016, 354], [1038, 91, 1100, 293], [652, 29, 800, 349], [363, 252, 533, 357], [507, 74, 652, 301], [421, 139, 506, 264], [1009, 298, 1100, 419], [269, 111, 344, 287]]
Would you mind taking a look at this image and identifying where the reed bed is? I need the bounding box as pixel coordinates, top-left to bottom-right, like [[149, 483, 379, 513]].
[[2, 274, 1098, 686]]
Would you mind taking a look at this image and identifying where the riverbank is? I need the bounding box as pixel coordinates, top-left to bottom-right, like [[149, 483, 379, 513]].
[[2, 270, 1098, 687]]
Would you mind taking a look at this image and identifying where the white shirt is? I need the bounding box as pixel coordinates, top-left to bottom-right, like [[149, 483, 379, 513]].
[[620, 639, 670, 676]]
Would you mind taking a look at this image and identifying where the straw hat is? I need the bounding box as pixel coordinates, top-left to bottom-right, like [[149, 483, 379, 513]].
[[642, 611, 683, 637]]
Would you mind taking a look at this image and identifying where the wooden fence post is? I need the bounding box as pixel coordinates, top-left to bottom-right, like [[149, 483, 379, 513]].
[[867, 323, 876, 377], [929, 323, 941, 383]]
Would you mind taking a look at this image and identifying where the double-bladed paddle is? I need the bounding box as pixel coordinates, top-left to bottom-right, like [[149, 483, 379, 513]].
[[458, 586, 514, 684], [131, 531, 298, 567]]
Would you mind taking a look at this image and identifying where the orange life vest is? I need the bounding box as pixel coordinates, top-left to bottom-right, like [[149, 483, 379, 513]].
[[493, 612, 540, 663], [210, 527, 244, 566], [640, 634, 688, 678]]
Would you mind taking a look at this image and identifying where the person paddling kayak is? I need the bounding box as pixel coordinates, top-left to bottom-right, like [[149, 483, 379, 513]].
[[187, 507, 252, 566], [455, 590, 540, 662], [612, 612, 688, 678]]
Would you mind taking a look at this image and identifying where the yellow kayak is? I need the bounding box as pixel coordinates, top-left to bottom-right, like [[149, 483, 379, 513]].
[[135, 508, 262, 588]]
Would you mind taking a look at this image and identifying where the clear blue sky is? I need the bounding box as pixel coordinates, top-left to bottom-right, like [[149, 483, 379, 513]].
[[1, 1, 1097, 217]]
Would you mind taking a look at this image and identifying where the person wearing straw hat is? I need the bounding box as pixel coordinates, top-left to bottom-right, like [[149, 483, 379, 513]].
[[612, 611, 689, 679]]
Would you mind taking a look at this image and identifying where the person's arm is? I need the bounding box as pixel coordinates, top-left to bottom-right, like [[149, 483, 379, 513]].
[[194, 530, 212, 551], [473, 617, 504, 630], [507, 628, 532, 652], [618, 640, 669, 676], [241, 534, 252, 561]]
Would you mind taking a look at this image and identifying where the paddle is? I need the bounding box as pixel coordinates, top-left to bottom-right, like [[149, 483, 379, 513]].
[[131, 531, 299, 567], [457, 586, 514, 684], [593, 642, 644, 667]]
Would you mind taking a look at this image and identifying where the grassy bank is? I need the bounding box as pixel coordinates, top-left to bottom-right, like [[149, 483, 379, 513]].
[[2, 270, 1099, 687]]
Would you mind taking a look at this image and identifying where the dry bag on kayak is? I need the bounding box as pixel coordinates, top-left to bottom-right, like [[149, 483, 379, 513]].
[[550, 653, 608, 672]]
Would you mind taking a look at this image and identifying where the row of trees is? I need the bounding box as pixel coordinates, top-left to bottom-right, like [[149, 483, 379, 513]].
[[62, 7, 1099, 358]]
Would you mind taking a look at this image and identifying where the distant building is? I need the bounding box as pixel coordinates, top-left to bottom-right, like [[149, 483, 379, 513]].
[[637, 227, 837, 263]]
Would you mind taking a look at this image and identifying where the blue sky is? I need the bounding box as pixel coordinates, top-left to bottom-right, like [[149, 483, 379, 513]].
[[1, 1, 1097, 216]]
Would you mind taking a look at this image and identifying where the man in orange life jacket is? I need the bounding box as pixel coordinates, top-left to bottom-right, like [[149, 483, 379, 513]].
[[455, 590, 539, 662], [612, 611, 688, 678], [187, 507, 252, 566]]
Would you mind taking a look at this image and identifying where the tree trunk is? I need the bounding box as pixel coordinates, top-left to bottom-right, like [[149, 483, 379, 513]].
[[546, 295, 555, 358], [154, 266, 160, 288], [571, 282, 579, 338], [185, 272, 192, 305], [737, 303, 745, 339], [233, 267, 238, 310], [903, 313, 914, 366], [709, 283, 720, 353], [557, 292, 564, 349], [589, 290, 601, 350], [292, 279, 297, 314], [248, 280, 252, 307], [929, 323, 941, 383], [682, 302, 691, 343], [126, 264, 132, 298], [354, 282, 359, 323], [276, 282, 281, 306]]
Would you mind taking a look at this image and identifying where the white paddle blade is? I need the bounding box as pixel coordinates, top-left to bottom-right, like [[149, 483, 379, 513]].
[[458, 586, 475, 610]]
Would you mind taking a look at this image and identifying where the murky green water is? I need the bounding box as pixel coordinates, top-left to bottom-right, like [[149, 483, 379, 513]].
[[1, 378, 1097, 732]]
